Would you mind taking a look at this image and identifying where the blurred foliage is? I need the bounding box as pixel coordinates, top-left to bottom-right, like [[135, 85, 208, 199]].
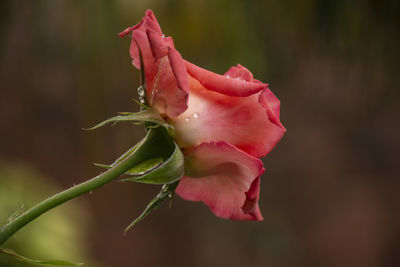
[[0, 161, 97, 267]]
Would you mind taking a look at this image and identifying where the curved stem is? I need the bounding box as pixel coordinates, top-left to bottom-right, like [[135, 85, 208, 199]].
[[0, 147, 142, 246]]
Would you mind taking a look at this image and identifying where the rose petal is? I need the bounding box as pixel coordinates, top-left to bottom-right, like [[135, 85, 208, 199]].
[[146, 29, 168, 60], [170, 76, 286, 158], [184, 61, 265, 97], [164, 36, 175, 47], [130, 30, 157, 87], [121, 10, 188, 117], [150, 56, 188, 117], [118, 18, 144, 38], [224, 64, 254, 82], [143, 9, 162, 33], [176, 141, 264, 220], [259, 88, 284, 128], [242, 176, 262, 216], [167, 47, 189, 96]]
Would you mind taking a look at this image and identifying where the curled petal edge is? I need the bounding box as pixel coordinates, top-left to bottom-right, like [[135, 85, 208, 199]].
[[184, 60, 266, 97], [176, 141, 264, 221]]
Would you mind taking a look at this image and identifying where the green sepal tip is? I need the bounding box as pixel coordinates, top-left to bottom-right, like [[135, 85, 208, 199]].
[[124, 181, 179, 233], [83, 108, 172, 131]]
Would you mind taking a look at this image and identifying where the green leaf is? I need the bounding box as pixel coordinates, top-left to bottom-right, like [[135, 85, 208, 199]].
[[0, 248, 83, 266], [124, 181, 179, 233], [84, 108, 172, 130], [121, 142, 184, 184]]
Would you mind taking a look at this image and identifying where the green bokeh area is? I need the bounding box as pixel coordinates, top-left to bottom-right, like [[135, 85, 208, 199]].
[[0, 162, 94, 267]]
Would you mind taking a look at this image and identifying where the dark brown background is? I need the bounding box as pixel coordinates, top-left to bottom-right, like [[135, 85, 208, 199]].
[[1, 0, 399, 266]]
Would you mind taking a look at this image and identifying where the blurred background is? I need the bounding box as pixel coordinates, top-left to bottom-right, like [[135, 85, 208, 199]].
[[0, 0, 399, 266]]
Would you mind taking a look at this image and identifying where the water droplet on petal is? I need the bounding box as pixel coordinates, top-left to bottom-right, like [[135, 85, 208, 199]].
[[161, 34, 165, 38], [226, 75, 231, 79], [185, 117, 191, 122], [193, 112, 199, 119]]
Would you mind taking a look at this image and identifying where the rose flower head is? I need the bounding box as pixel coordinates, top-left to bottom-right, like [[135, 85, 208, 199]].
[[119, 10, 286, 221]]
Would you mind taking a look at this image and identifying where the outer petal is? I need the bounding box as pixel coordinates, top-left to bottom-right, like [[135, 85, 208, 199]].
[[184, 61, 265, 97], [176, 142, 264, 220], [142, 9, 163, 33], [146, 29, 168, 60], [167, 47, 189, 100], [224, 64, 283, 128], [119, 14, 158, 89], [119, 10, 189, 117], [130, 30, 157, 85], [259, 88, 284, 128], [150, 53, 189, 117], [170, 76, 286, 158], [224, 64, 254, 82]]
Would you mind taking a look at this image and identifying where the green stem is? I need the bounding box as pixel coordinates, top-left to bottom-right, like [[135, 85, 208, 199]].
[[0, 147, 142, 246]]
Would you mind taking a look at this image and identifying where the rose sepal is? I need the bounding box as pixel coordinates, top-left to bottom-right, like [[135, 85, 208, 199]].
[[84, 108, 172, 131], [94, 126, 183, 185], [124, 181, 179, 233], [120, 140, 183, 184]]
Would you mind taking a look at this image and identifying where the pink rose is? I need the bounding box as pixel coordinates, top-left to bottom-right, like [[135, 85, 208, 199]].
[[120, 10, 286, 221]]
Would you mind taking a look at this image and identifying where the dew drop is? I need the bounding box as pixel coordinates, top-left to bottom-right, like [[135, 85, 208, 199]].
[[185, 117, 191, 122], [138, 86, 145, 97], [161, 34, 165, 38], [193, 112, 199, 119], [225, 75, 231, 79]]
